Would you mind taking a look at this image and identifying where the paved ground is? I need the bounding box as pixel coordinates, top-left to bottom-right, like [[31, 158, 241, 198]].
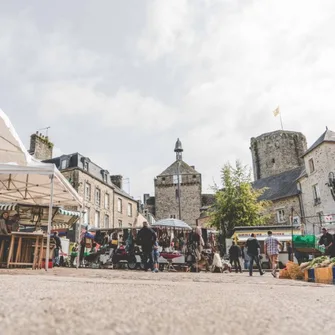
[[0, 268, 334, 335]]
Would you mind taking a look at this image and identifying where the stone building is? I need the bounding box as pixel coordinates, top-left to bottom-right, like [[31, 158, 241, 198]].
[[29, 133, 138, 229], [250, 130, 307, 180], [144, 139, 203, 227], [297, 128, 335, 234], [251, 130, 307, 225]]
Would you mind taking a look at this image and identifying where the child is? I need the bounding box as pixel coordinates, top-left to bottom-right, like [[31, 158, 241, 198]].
[[152, 241, 160, 273]]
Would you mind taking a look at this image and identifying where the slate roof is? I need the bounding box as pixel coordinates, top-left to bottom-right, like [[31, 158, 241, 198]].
[[253, 166, 304, 201], [44, 153, 135, 201], [158, 160, 200, 176], [303, 128, 335, 157]]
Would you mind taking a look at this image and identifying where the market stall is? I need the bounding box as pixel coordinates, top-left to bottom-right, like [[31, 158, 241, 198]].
[[0, 108, 83, 269]]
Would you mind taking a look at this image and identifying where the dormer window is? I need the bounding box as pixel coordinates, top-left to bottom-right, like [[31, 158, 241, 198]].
[[60, 158, 68, 170], [101, 170, 109, 183], [81, 157, 91, 171]]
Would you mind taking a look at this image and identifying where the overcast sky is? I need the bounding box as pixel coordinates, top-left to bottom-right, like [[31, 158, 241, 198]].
[[1, 0, 335, 201]]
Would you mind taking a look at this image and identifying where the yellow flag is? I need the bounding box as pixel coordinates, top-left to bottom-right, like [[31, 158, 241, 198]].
[[273, 106, 280, 117]]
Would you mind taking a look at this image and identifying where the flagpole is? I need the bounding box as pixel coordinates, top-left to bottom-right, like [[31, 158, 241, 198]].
[[279, 112, 284, 130]]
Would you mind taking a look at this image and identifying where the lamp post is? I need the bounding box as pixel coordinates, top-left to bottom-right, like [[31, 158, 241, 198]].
[[174, 138, 183, 221], [177, 160, 182, 220]]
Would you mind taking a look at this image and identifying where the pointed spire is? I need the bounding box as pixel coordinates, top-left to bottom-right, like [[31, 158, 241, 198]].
[[174, 138, 183, 160]]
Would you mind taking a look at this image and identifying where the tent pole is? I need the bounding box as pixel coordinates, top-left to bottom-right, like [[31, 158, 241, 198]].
[[45, 174, 54, 271], [76, 206, 84, 269]]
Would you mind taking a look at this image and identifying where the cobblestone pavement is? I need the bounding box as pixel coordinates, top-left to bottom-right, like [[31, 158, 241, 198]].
[[0, 268, 334, 335]]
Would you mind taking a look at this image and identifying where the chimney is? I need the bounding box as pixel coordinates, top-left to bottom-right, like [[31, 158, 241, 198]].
[[143, 193, 150, 204], [29, 132, 53, 160], [191, 165, 195, 169], [110, 175, 123, 189]]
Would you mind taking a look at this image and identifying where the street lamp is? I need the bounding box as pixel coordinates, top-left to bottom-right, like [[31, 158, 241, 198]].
[[174, 138, 183, 220]]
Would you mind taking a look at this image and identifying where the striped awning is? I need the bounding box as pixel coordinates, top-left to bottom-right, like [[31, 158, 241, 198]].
[[0, 203, 17, 211], [57, 208, 81, 217]]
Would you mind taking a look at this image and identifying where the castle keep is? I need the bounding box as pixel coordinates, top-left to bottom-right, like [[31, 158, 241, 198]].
[[250, 130, 307, 180]]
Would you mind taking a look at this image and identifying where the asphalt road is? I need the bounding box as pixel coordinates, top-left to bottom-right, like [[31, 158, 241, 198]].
[[0, 268, 334, 335]]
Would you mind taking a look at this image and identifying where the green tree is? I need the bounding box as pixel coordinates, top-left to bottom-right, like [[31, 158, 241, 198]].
[[210, 160, 270, 247]]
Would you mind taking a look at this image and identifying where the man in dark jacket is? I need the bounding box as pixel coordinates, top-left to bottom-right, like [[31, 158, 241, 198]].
[[229, 242, 242, 273], [246, 233, 264, 276], [319, 228, 333, 256], [137, 222, 156, 271]]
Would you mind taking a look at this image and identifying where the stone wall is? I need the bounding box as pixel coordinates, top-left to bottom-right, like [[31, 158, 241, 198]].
[[299, 142, 335, 234], [61, 169, 137, 229], [113, 191, 137, 228], [155, 174, 201, 226], [250, 130, 307, 180], [261, 195, 302, 225], [29, 133, 53, 160]]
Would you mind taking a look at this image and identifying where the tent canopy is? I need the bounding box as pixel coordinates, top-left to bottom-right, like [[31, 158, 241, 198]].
[[0, 109, 83, 207], [152, 218, 192, 230]]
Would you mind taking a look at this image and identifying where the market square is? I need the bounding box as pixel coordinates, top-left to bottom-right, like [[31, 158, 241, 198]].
[[1, 268, 335, 335]]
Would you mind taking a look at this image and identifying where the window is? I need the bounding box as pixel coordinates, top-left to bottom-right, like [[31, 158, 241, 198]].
[[309, 158, 315, 174], [104, 214, 109, 228], [84, 207, 90, 224], [313, 184, 321, 205], [276, 209, 285, 223], [170, 214, 176, 219], [117, 198, 122, 213], [61, 159, 68, 170], [84, 161, 89, 171], [94, 210, 100, 227], [85, 182, 91, 202], [95, 188, 101, 206], [104, 193, 110, 209], [118, 219, 122, 228], [127, 203, 133, 217], [173, 175, 182, 184]]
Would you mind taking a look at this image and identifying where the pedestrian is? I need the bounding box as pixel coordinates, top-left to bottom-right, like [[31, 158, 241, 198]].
[[229, 242, 242, 273], [318, 228, 333, 256], [7, 214, 20, 233], [0, 211, 9, 234], [246, 233, 265, 276], [241, 245, 250, 270], [137, 221, 156, 271], [152, 240, 160, 273], [70, 243, 78, 267], [52, 231, 62, 267], [264, 231, 282, 278], [286, 241, 293, 262]]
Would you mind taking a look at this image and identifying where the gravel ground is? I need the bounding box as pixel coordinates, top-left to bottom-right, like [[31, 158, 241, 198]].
[[0, 268, 334, 335]]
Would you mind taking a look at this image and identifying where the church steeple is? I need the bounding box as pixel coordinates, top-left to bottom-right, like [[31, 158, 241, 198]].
[[174, 138, 183, 161]]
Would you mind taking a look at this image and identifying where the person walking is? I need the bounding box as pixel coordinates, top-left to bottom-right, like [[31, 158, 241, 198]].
[[264, 231, 282, 278], [52, 232, 62, 267], [246, 233, 264, 276], [137, 222, 156, 271], [152, 240, 160, 273], [241, 245, 250, 270], [0, 211, 9, 234], [229, 242, 242, 273]]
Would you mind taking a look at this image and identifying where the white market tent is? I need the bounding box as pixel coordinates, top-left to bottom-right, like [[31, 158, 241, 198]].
[[0, 108, 83, 269]]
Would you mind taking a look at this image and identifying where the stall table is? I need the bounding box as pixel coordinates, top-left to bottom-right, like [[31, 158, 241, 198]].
[[6, 232, 44, 269]]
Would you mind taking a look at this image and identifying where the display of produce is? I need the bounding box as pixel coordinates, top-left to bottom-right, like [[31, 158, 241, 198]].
[[299, 256, 335, 271]]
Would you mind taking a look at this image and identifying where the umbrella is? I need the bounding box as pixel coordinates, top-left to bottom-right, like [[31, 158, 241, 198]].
[[152, 218, 192, 230]]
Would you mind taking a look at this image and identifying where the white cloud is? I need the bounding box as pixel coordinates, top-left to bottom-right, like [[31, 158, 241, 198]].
[[2, 0, 335, 200]]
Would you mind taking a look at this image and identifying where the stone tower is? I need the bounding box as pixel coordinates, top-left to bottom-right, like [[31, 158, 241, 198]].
[[154, 139, 202, 227], [250, 130, 307, 180]]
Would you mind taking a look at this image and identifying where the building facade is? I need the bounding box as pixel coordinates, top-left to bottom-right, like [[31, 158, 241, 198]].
[[298, 129, 335, 234], [29, 133, 138, 229], [251, 130, 307, 225], [144, 139, 202, 227], [154, 139, 202, 226]]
